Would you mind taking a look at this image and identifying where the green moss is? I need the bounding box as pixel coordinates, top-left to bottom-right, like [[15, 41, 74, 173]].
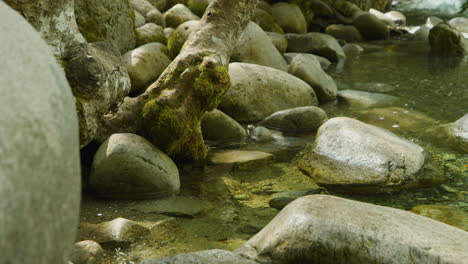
[[193, 63, 230, 111], [187, 0, 212, 17]]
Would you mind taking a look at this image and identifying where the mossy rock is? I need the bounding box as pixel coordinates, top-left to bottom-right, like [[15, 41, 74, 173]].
[[253, 8, 284, 34], [167, 20, 201, 57], [187, 0, 213, 17], [135, 23, 167, 46]]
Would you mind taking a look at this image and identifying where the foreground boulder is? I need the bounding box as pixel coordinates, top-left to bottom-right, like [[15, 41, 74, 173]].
[[259, 106, 328, 133], [0, 3, 81, 263], [428, 113, 468, 153], [90, 133, 180, 199], [236, 195, 468, 264], [298, 117, 444, 193], [285, 33, 346, 62], [429, 23, 468, 57], [219, 63, 318, 122], [141, 249, 258, 264]]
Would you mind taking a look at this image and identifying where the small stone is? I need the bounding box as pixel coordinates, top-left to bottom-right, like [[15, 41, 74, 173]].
[[69, 240, 103, 264], [209, 150, 274, 170]]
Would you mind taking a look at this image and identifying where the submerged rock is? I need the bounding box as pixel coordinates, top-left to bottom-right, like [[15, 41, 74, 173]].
[[428, 113, 468, 153], [163, 3, 199, 28], [90, 133, 180, 199], [429, 23, 468, 57], [338, 89, 400, 108], [359, 107, 436, 133], [232, 22, 288, 71], [285, 33, 346, 62], [352, 82, 397, 93], [288, 54, 337, 103], [259, 106, 328, 133], [411, 205, 468, 231], [69, 240, 103, 264], [272, 2, 307, 34], [298, 117, 444, 193], [236, 195, 468, 264], [128, 196, 212, 217], [209, 150, 274, 170], [140, 249, 258, 264], [219, 63, 317, 122], [202, 109, 246, 142]]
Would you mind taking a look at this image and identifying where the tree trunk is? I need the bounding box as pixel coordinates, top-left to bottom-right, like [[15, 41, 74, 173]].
[[101, 0, 257, 162]]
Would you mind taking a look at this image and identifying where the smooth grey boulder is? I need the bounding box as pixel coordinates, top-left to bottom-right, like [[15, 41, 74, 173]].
[[353, 11, 390, 41], [338, 89, 399, 108], [130, 0, 165, 27], [449, 17, 468, 33], [219, 63, 318, 122], [69, 241, 103, 264], [272, 2, 307, 33], [342, 43, 364, 57], [428, 113, 468, 153], [167, 20, 201, 56], [285, 33, 346, 62], [385, 10, 406, 26], [163, 27, 176, 39], [232, 22, 288, 72], [123, 43, 171, 93], [236, 195, 468, 264], [140, 249, 259, 264], [429, 23, 468, 57], [146, 8, 165, 27], [135, 11, 146, 27], [284, 53, 331, 70], [298, 117, 444, 193], [253, 8, 284, 34], [79, 218, 150, 248], [266, 32, 288, 54], [135, 23, 167, 46], [325, 24, 363, 43], [289, 54, 338, 102], [0, 3, 81, 263], [90, 133, 180, 199], [163, 4, 199, 28], [75, 0, 136, 53], [259, 106, 328, 133], [202, 109, 247, 141]]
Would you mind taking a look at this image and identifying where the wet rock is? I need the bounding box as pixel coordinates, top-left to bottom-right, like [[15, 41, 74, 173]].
[[90, 133, 180, 199], [369, 8, 396, 27], [338, 89, 400, 108], [284, 53, 331, 70], [297, 117, 444, 193], [411, 205, 468, 231], [359, 107, 436, 133], [232, 22, 288, 71], [219, 63, 317, 122], [201, 109, 247, 141], [289, 54, 337, 103], [253, 8, 284, 34], [272, 2, 307, 34], [429, 23, 468, 57], [128, 196, 211, 217], [0, 4, 81, 262], [69, 240, 103, 264], [385, 11, 406, 26], [135, 23, 167, 46], [209, 150, 274, 170], [75, 0, 136, 53], [352, 82, 396, 93], [140, 249, 258, 264], [266, 32, 288, 54], [167, 20, 201, 56], [163, 3, 199, 28], [428, 113, 468, 153], [123, 43, 171, 93], [448, 17, 468, 34], [259, 106, 328, 133], [247, 126, 279, 142], [268, 189, 324, 210], [353, 11, 390, 41], [236, 195, 468, 264], [285, 33, 346, 62], [342, 43, 364, 57], [325, 24, 363, 43], [414, 24, 430, 40], [79, 218, 150, 248], [187, 0, 213, 17], [135, 11, 146, 28]]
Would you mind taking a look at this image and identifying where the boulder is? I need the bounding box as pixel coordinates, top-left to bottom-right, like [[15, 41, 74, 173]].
[[298, 117, 444, 193], [353, 11, 390, 41], [289, 54, 337, 102], [201, 109, 247, 141], [325, 24, 363, 43], [187, 0, 213, 16], [284, 53, 331, 70], [369, 8, 396, 27], [359, 107, 436, 133], [429, 23, 468, 57], [135, 23, 167, 46], [135, 11, 146, 27], [0, 3, 81, 263], [257, 1, 273, 14], [268, 189, 324, 210], [252, 8, 284, 34], [247, 126, 278, 142], [342, 43, 364, 57], [219, 63, 318, 122], [232, 22, 288, 71], [146, 8, 165, 27], [272, 2, 307, 33], [428, 113, 468, 153], [411, 205, 468, 231], [140, 249, 258, 264], [130, 0, 165, 27], [123, 43, 171, 93], [285, 33, 346, 62], [448, 17, 468, 33], [259, 106, 328, 133], [163, 3, 199, 28], [385, 11, 406, 26], [167, 20, 201, 56], [79, 218, 150, 248], [75, 0, 136, 53], [266, 32, 288, 54], [90, 133, 180, 199], [338, 89, 399, 108], [69, 241, 103, 264], [236, 195, 468, 264], [148, 0, 166, 10]]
